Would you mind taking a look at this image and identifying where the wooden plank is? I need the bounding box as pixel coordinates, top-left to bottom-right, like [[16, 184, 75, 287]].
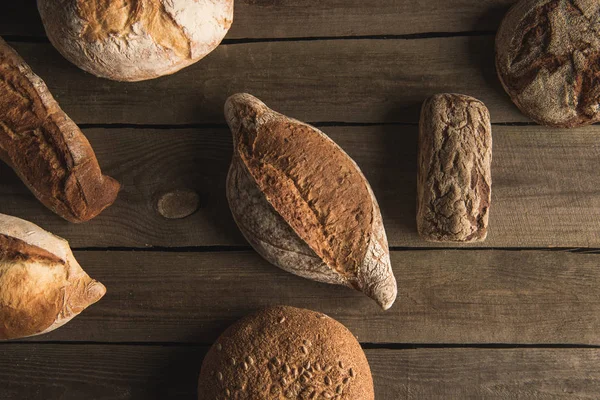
[[0, 344, 205, 400], [1, 125, 598, 249], [0, 345, 598, 399], [10, 250, 600, 344], [5, 37, 529, 125], [0, 0, 516, 39], [370, 348, 600, 399]]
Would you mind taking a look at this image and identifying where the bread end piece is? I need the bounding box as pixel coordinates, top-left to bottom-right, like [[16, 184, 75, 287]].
[[0, 214, 106, 340], [0, 37, 120, 222]]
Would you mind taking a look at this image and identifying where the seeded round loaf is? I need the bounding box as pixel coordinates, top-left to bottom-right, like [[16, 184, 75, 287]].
[[198, 306, 374, 399], [38, 0, 234, 82], [496, 0, 600, 127]]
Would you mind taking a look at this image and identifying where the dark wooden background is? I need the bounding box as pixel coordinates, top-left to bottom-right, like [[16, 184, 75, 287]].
[[2, 1, 600, 398]]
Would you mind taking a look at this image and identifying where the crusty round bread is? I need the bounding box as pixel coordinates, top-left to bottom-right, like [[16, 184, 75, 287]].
[[198, 306, 374, 399], [496, 0, 600, 128], [38, 0, 234, 82]]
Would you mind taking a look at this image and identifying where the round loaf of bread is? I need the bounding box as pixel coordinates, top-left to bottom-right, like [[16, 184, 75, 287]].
[[37, 0, 234, 82], [496, 0, 600, 127], [198, 306, 374, 399]]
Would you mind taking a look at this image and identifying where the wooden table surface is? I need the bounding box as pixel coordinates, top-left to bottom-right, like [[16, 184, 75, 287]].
[[2, 1, 600, 399]]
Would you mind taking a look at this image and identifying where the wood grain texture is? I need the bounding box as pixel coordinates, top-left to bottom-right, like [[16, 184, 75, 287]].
[[8, 249, 600, 344], [4, 37, 528, 125], [369, 348, 600, 399], [1, 125, 599, 249], [0, 0, 515, 39], [0, 345, 598, 399]]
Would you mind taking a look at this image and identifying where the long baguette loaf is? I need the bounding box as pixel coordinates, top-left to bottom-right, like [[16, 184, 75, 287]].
[[225, 93, 397, 310], [417, 93, 492, 242], [0, 213, 106, 340], [0, 37, 120, 222]]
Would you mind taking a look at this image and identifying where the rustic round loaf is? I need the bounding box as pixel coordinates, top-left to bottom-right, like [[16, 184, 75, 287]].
[[496, 0, 600, 127], [198, 306, 375, 399], [37, 0, 234, 82]]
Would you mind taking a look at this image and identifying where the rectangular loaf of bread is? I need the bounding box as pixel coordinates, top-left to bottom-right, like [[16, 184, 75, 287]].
[[417, 93, 492, 242]]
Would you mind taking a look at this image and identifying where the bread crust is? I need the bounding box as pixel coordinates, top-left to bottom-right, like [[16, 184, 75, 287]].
[[198, 306, 375, 399], [496, 0, 600, 127], [0, 214, 106, 340], [225, 93, 397, 310], [38, 0, 234, 81], [0, 37, 119, 223], [417, 94, 492, 243]]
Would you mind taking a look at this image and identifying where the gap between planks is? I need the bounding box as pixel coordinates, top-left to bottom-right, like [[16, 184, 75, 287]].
[[2, 341, 600, 350], [76, 121, 540, 130], [68, 246, 600, 253], [1, 30, 497, 46]]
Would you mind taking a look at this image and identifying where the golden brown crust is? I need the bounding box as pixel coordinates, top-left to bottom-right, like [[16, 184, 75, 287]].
[[237, 118, 372, 278], [76, 0, 191, 59], [0, 37, 120, 223], [0, 234, 64, 265], [417, 94, 492, 243], [225, 93, 397, 309], [198, 306, 374, 399], [496, 0, 600, 127], [0, 214, 106, 340], [0, 261, 65, 340], [38, 0, 234, 81]]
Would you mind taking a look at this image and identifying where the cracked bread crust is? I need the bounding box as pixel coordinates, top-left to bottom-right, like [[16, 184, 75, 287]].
[[38, 0, 234, 81], [0, 38, 120, 223], [417, 94, 492, 243], [198, 306, 374, 400], [225, 93, 397, 310], [0, 214, 106, 340], [496, 0, 600, 127]]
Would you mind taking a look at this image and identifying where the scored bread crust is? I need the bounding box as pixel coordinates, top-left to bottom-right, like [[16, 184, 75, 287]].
[[0, 37, 120, 223], [38, 0, 234, 82], [198, 306, 375, 399], [0, 214, 106, 340], [225, 93, 397, 310], [496, 0, 600, 127]]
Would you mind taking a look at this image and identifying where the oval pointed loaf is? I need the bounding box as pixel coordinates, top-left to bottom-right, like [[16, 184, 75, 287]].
[[0, 214, 106, 340], [225, 93, 397, 310], [198, 306, 375, 399]]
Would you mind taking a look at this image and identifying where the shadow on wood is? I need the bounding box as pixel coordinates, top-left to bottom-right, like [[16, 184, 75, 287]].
[[379, 122, 418, 240], [149, 347, 207, 400], [0, 0, 44, 37], [467, 8, 513, 106]]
